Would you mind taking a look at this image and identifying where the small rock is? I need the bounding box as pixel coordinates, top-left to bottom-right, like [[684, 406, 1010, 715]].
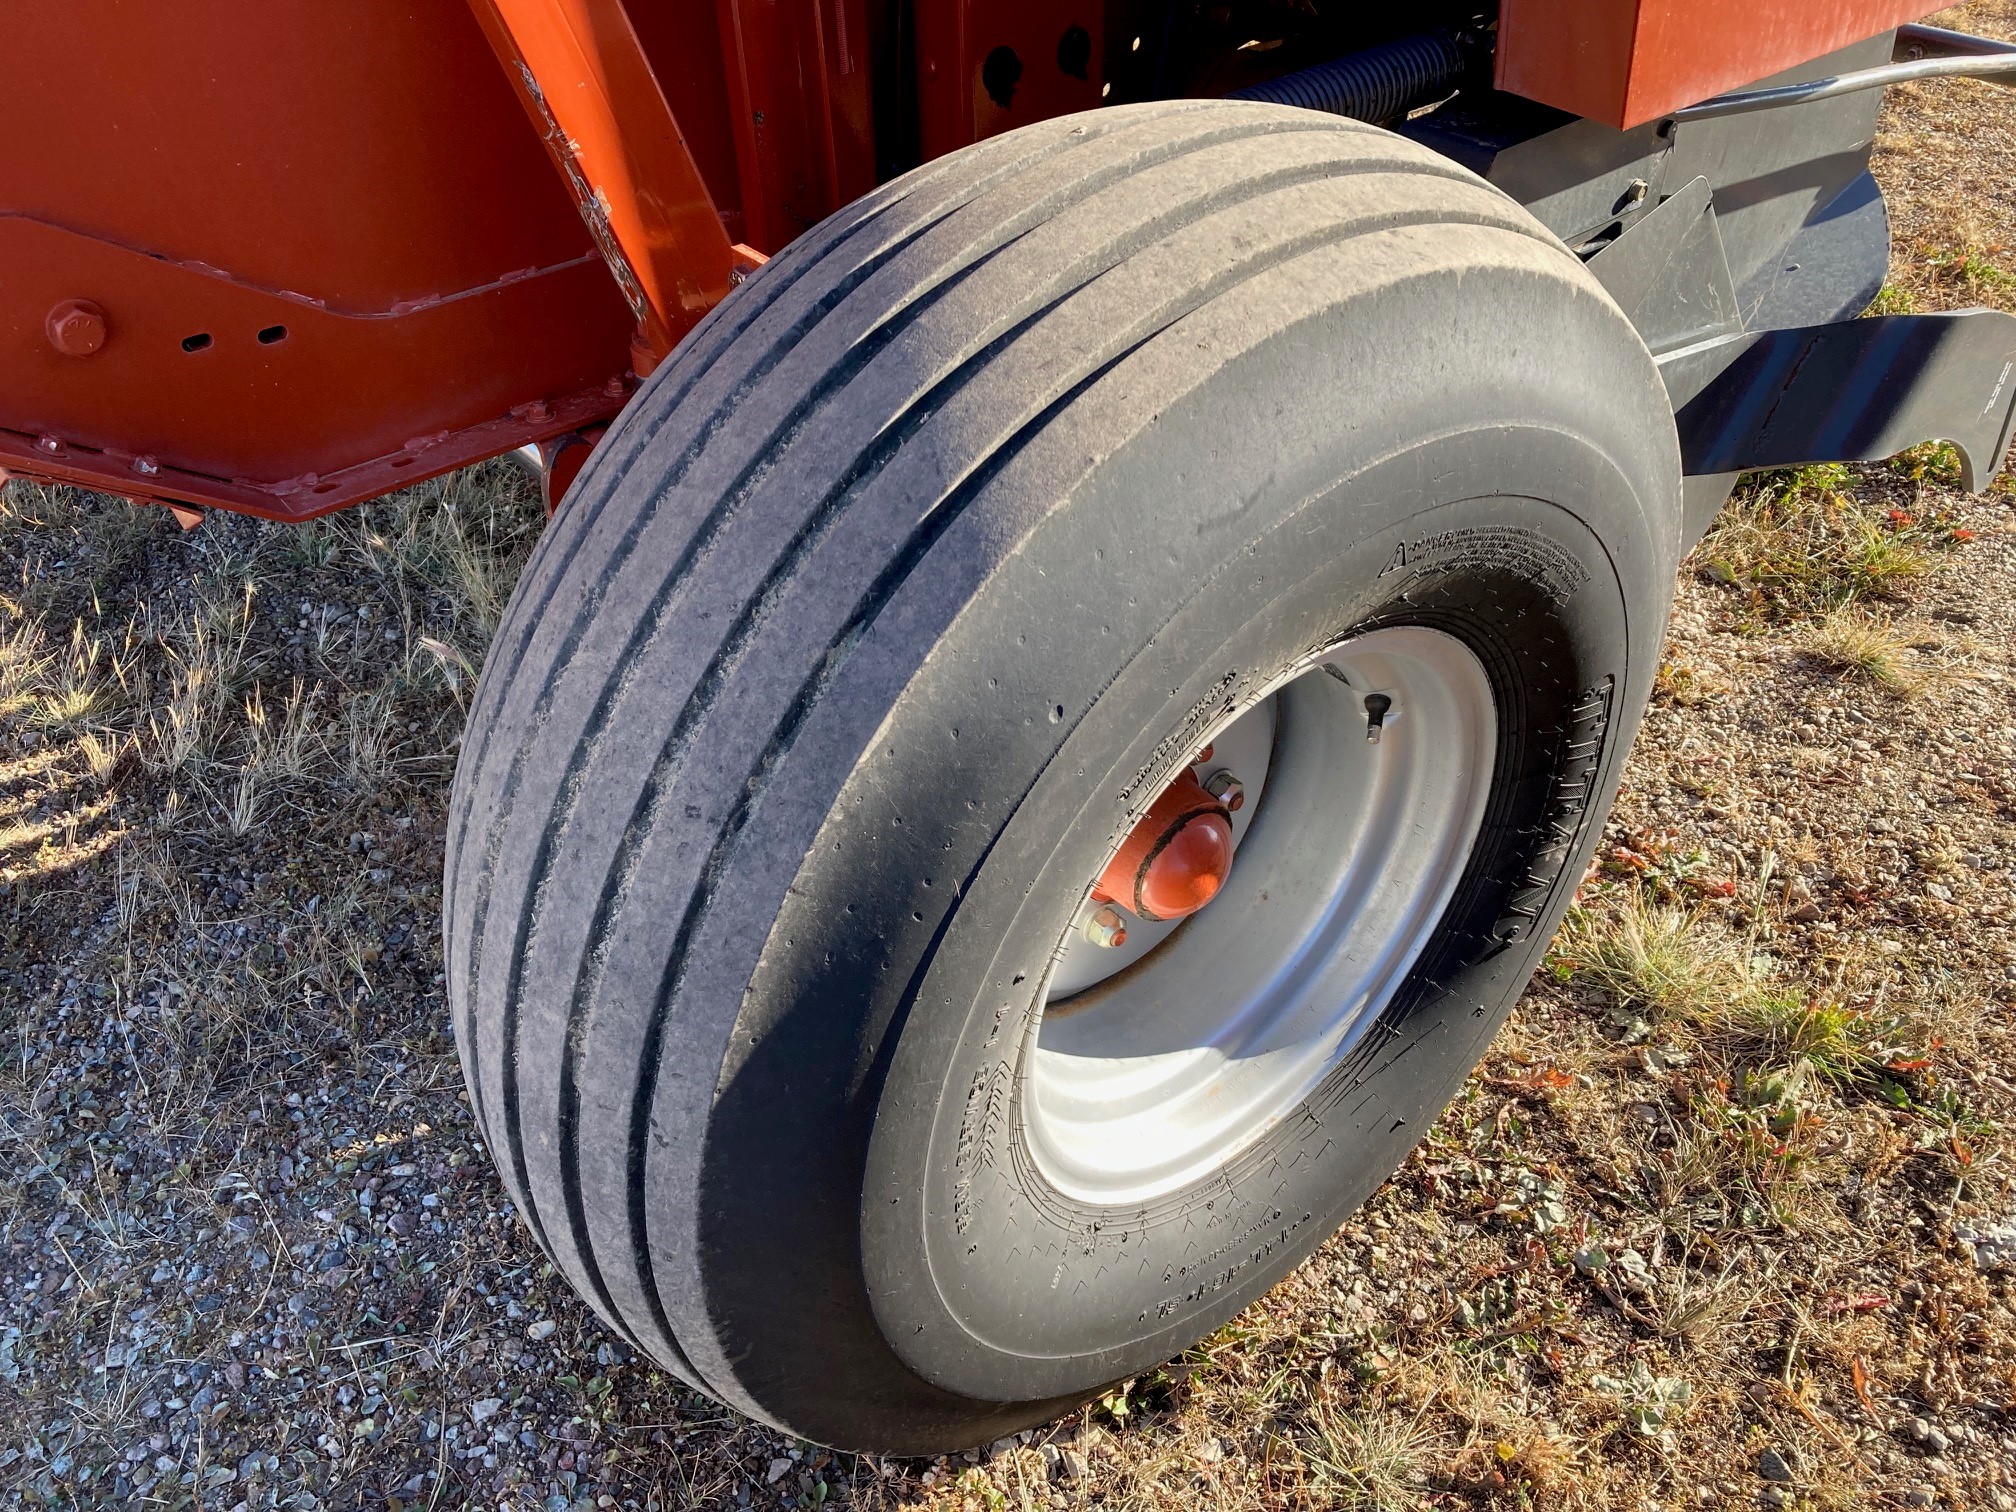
[[1758, 1487, 1791, 1509], [1756, 1447, 1794, 1483], [469, 1398, 504, 1424], [1902, 1487, 1937, 1509], [1910, 1416, 1953, 1455], [387, 1212, 416, 1237], [766, 1457, 792, 1485], [527, 1320, 557, 1342], [1055, 1448, 1089, 1483]]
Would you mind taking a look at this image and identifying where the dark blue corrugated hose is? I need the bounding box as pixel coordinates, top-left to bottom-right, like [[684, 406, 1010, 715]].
[[1228, 29, 1469, 124]]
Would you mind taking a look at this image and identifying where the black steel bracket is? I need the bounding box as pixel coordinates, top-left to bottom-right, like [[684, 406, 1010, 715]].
[[1673, 310, 2016, 491], [1587, 173, 2016, 545]]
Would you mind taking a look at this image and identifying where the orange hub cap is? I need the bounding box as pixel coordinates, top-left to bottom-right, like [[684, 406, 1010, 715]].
[[1094, 767, 1236, 923]]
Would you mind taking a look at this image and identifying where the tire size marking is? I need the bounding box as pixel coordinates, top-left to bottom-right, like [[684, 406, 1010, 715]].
[[1118, 671, 1238, 810], [1379, 526, 1591, 605], [1145, 1206, 1312, 1320], [953, 1061, 1011, 1234]]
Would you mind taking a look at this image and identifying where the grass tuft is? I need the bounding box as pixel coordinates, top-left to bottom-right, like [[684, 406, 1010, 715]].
[[1696, 464, 1942, 622], [1560, 891, 1746, 1026], [1722, 992, 1913, 1087], [1296, 1395, 1443, 1509], [1799, 606, 1921, 692]]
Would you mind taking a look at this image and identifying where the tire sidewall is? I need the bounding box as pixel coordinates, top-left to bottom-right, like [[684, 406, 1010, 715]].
[[864, 437, 1647, 1400]]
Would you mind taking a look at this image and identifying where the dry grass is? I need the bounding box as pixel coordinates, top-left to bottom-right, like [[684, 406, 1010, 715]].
[[1559, 891, 1748, 1027], [1799, 606, 1923, 691], [1296, 1395, 1446, 1508], [1696, 464, 1949, 624], [0, 465, 550, 1508]]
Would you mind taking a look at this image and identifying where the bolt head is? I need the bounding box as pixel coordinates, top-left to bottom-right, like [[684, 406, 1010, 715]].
[[46, 299, 107, 358], [1084, 905, 1128, 948], [1203, 769, 1245, 812]]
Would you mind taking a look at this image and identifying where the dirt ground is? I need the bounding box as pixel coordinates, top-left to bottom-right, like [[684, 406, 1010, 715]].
[[6, 14, 2016, 1511]]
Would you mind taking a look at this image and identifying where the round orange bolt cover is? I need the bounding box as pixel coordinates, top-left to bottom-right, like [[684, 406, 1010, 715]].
[[1095, 766, 1235, 923], [1138, 809, 1233, 920], [47, 299, 108, 357]]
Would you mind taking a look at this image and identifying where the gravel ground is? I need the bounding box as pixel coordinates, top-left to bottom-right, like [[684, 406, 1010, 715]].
[[6, 15, 2016, 1510]]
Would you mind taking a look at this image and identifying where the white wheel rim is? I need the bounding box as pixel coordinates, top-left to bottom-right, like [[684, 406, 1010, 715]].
[[1023, 626, 1498, 1206]]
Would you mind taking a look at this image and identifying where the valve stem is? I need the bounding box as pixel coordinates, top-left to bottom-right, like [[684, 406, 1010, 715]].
[[1363, 692, 1392, 744]]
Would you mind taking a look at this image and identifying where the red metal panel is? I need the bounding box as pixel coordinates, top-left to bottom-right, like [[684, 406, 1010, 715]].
[[1, 215, 628, 502], [1497, 0, 1944, 128], [718, 0, 879, 250], [918, 0, 1104, 161], [624, 0, 753, 245], [0, 2, 637, 521]]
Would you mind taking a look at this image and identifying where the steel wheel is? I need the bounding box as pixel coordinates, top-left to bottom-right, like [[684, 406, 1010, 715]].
[[1026, 626, 1497, 1205]]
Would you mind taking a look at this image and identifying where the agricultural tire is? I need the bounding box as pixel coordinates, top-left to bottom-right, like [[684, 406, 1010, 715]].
[[445, 100, 1683, 1453]]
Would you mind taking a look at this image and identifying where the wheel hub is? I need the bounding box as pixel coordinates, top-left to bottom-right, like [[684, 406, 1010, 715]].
[[1092, 765, 1235, 923]]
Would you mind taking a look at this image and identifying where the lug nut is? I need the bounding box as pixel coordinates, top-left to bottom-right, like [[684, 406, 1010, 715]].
[[1202, 769, 1244, 812], [1085, 905, 1129, 948]]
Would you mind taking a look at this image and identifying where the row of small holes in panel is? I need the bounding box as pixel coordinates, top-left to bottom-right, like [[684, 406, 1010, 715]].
[[182, 325, 289, 353]]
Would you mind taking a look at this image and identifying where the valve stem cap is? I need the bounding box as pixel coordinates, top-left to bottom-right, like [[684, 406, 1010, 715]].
[[1085, 905, 1129, 949], [1202, 769, 1245, 812]]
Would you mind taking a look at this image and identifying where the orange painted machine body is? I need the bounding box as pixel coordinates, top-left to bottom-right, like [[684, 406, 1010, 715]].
[[0, 0, 1953, 522], [1497, 0, 1939, 127]]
